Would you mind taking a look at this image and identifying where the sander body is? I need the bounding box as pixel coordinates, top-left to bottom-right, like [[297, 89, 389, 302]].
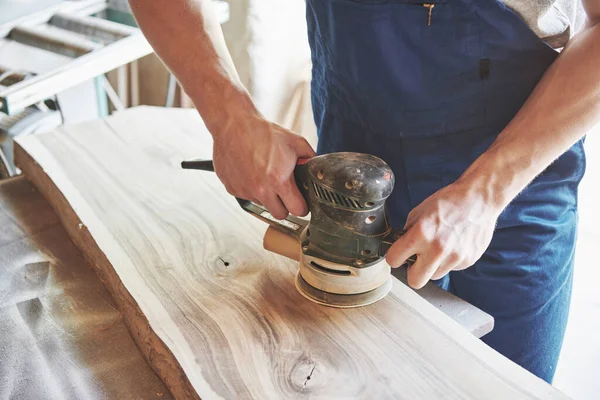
[[182, 152, 415, 308]]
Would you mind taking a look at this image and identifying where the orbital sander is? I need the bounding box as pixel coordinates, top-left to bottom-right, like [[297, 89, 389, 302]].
[[182, 152, 416, 308]]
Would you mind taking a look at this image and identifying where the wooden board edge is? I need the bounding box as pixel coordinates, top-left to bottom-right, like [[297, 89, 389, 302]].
[[14, 142, 201, 400]]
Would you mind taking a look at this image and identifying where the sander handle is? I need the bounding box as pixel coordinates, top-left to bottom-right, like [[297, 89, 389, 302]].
[[181, 158, 416, 267], [181, 159, 308, 241], [181, 159, 215, 171]]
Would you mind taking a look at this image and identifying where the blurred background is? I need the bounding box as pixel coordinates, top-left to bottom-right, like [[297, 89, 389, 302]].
[[0, 1, 597, 398]]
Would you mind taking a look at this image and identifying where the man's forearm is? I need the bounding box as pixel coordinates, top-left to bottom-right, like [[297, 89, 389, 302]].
[[457, 18, 600, 210], [128, 0, 257, 135]]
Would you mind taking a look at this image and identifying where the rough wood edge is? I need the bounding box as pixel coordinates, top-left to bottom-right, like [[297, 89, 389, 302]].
[[15, 143, 200, 400]]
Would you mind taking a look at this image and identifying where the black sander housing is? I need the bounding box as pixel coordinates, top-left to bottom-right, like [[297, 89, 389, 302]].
[[295, 152, 411, 269], [181, 152, 416, 307]]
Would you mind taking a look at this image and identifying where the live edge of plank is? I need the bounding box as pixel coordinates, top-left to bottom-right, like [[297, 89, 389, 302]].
[[14, 143, 199, 400], [13, 107, 568, 400]]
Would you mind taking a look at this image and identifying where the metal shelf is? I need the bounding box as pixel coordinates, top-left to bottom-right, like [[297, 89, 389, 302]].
[[0, 0, 151, 115]]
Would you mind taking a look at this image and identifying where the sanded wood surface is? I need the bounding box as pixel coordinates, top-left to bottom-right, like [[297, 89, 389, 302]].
[[263, 226, 494, 338], [15, 107, 567, 399]]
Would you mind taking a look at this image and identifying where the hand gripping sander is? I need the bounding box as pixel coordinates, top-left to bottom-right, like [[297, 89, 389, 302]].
[[181, 152, 416, 308]]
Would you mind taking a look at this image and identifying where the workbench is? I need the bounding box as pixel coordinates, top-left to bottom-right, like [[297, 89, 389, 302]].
[[0, 161, 492, 397], [0, 176, 171, 399]]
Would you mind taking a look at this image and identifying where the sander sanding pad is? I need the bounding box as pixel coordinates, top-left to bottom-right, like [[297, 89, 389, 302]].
[[295, 272, 392, 308]]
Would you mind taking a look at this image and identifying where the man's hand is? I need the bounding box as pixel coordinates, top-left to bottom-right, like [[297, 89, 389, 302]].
[[386, 182, 501, 289], [212, 113, 316, 220], [129, 1, 316, 220], [385, 6, 600, 289]]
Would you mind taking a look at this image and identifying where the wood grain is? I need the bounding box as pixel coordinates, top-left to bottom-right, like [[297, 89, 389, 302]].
[[15, 107, 567, 399]]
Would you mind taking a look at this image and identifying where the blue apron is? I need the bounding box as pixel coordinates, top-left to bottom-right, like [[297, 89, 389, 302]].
[[307, 0, 585, 383]]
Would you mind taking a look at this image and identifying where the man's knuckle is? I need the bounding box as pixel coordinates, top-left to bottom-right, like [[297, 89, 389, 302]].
[[411, 223, 428, 242], [414, 222, 427, 235], [448, 252, 461, 264], [267, 169, 287, 187], [279, 181, 294, 195], [431, 237, 446, 253], [255, 184, 268, 199]]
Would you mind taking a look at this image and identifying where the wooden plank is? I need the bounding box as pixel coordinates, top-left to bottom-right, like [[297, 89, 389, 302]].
[[14, 107, 567, 399], [391, 268, 494, 339]]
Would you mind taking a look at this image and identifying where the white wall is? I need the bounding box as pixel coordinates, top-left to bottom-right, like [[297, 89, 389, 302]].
[[554, 125, 600, 400], [220, 0, 316, 145]]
